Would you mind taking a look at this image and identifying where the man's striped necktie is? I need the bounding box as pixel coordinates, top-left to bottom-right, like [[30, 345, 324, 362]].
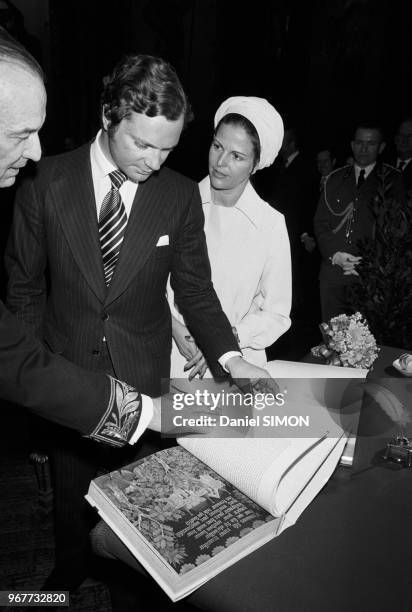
[[99, 169, 128, 286]]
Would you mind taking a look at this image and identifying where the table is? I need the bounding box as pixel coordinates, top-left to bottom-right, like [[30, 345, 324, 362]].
[[94, 346, 412, 612]]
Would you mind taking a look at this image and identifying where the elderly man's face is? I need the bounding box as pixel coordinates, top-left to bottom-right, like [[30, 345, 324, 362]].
[[0, 63, 46, 187]]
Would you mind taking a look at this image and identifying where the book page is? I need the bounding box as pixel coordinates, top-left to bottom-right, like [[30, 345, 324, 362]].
[[178, 436, 291, 512], [258, 434, 345, 515], [279, 434, 348, 532], [267, 359, 366, 468], [178, 365, 364, 515], [267, 359, 368, 378], [178, 435, 340, 516]]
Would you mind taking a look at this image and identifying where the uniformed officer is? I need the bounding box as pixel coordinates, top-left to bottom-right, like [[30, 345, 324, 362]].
[[314, 122, 404, 320]]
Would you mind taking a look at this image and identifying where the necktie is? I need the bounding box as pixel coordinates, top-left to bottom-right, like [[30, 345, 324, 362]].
[[357, 168, 365, 189], [397, 160, 406, 172], [99, 169, 128, 286]]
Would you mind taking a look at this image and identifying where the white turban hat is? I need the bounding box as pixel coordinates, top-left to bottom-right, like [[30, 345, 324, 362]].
[[214, 96, 284, 170]]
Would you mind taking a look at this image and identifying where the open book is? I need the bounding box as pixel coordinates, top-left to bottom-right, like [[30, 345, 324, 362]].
[[86, 360, 367, 601]]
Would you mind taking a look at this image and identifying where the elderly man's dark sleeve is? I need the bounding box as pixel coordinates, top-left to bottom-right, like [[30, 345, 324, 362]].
[[0, 301, 148, 446]]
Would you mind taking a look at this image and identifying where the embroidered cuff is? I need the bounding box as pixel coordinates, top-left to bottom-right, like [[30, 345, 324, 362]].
[[87, 376, 143, 447]]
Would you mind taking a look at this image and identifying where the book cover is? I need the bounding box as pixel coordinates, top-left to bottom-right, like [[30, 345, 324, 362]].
[[87, 446, 281, 600]]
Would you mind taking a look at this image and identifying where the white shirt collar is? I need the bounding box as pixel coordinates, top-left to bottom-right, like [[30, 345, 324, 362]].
[[397, 157, 412, 167], [354, 162, 376, 181], [90, 129, 118, 179], [90, 130, 138, 218], [285, 150, 299, 168], [199, 176, 263, 229]]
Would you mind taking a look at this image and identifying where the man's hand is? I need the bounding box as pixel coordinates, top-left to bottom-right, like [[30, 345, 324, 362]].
[[331, 251, 361, 276], [225, 356, 280, 395], [148, 395, 215, 436], [301, 233, 316, 253]]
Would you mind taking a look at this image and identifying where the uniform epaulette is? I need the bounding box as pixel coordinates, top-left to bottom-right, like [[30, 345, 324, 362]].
[[324, 164, 352, 185]]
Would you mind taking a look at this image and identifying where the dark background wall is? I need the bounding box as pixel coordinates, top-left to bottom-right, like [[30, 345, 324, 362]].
[[4, 0, 412, 178]]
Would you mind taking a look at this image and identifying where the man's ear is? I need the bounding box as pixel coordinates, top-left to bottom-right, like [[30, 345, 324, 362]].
[[102, 106, 110, 131], [379, 141, 386, 155]]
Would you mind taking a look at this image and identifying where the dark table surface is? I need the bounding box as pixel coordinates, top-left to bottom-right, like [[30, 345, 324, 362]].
[[98, 346, 412, 612], [188, 346, 412, 612]]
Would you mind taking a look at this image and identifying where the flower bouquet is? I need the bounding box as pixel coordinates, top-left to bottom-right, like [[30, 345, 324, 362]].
[[311, 312, 379, 370]]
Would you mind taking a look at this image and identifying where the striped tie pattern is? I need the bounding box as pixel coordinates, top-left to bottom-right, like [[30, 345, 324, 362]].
[[99, 169, 128, 286]]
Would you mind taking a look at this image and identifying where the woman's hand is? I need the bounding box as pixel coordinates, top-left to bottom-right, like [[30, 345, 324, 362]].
[[171, 316, 208, 380], [172, 317, 198, 360], [184, 351, 208, 381]]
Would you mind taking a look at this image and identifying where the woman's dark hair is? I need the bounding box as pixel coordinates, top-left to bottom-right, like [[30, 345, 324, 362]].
[[215, 113, 261, 166], [101, 54, 193, 134]]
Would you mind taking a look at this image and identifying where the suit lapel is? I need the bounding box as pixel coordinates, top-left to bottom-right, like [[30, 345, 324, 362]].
[[105, 170, 169, 305], [51, 145, 106, 301]]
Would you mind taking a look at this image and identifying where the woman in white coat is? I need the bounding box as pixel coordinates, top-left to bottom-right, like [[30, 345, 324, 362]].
[[168, 96, 292, 380]]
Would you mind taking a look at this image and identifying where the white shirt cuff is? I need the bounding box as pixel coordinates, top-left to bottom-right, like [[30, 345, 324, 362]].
[[128, 394, 153, 445], [218, 351, 242, 372]]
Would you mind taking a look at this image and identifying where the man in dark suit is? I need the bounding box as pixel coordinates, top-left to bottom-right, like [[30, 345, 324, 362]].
[[316, 147, 336, 191], [0, 26, 154, 446], [6, 53, 275, 591], [262, 128, 319, 319], [254, 127, 320, 360], [314, 122, 404, 321], [272, 128, 317, 235], [255, 127, 317, 250], [393, 117, 412, 193]]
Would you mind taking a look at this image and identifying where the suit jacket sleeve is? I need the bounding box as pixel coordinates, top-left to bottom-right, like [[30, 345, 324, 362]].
[[170, 183, 239, 368], [0, 301, 149, 446], [5, 174, 47, 332]]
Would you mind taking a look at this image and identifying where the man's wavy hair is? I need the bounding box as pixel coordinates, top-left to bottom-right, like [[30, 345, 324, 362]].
[[101, 54, 193, 135]]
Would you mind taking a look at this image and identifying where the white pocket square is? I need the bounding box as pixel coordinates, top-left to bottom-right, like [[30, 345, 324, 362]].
[[156, 235, 169, 246]]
